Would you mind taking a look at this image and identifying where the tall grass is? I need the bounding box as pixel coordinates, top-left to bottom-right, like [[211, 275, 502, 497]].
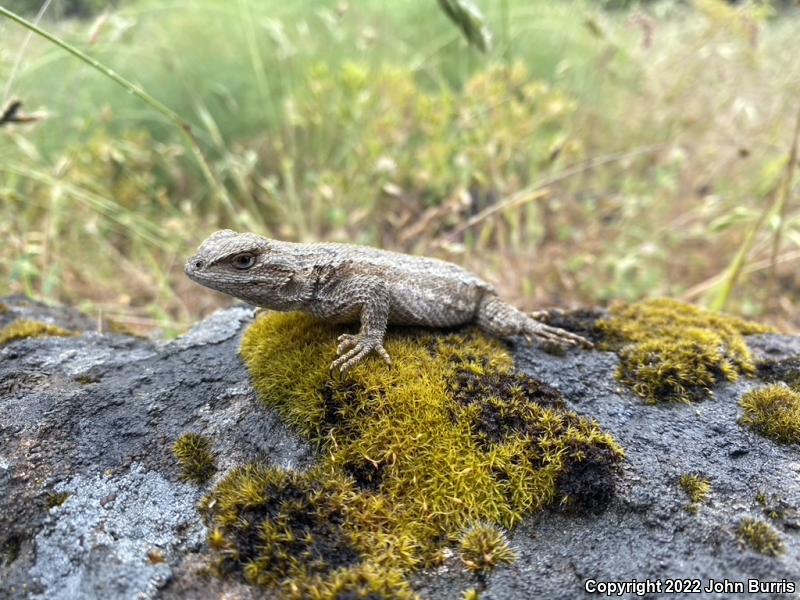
[[2, 0, 800, 334]]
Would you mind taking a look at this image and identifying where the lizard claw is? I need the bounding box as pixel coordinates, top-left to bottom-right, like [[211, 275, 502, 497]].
[[331, 334, 392, 375], [524, 320, 593, 349]]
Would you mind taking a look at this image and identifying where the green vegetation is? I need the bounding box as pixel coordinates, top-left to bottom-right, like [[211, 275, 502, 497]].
[[458, 522, 517, 574], [597, 299, 772, 403], [2, 1, 800, 336], [740, 384, 800, 444], [737, 518, 785, 557], [0, 319, 73, 345], [46, 492, 70, 509], [173, 433, 217, 484], [200, 312, 623, 596], [679, 474, 711, 511]]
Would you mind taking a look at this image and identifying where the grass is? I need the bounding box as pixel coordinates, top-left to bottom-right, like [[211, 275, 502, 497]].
[[2, 1, 800, 335]]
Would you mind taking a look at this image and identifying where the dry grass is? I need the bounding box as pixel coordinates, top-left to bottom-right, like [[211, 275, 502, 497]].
[[2, 1, 800, 335]]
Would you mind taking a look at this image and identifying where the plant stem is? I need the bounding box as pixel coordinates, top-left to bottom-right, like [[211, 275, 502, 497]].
[[709, 102, 800, 312], [768, 104, 800, 285], [0, 6, 234, 214]]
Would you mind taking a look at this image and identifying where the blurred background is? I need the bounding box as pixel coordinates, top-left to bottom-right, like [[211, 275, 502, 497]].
[[1, 0, 799, 337]]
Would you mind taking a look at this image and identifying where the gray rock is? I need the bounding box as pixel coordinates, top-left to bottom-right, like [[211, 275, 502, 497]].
[[1, 298, 798, 599]]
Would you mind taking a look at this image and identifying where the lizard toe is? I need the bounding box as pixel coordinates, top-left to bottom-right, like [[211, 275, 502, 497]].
[[331, 336, 391, 374]]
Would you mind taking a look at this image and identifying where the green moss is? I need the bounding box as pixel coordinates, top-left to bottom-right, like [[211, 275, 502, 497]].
[[737, 518, 785, 557], [46, 492, 70, 509], [0, 319, 73, 345], [463, 589, 480, 600], [740, 385, 800, 444], [202, 312, 624, 596], [458, 522, 517, 575], [173, 434, 217, 484], [679, 474, 711, 509], [597, 299, 772, 403]]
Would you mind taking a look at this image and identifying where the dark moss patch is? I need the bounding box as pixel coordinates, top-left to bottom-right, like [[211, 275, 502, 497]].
[[756, 356, 800, 391], [0, 319, 73, 346], [173, 434, 217, 484], [1, 534, 22, 567], [208, 313, 624, 597], [0, 302, 10, 315], [740, 385, 800, 444], [738, 518, 785, 557], [597, 299, 772, 404], [557, 444, 618, 514]]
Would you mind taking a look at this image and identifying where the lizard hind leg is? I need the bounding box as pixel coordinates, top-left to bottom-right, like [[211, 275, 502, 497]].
[[476, 295, 592, 348]]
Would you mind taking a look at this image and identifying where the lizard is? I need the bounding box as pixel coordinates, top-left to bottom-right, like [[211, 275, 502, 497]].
[[185, 230, 591, 374]]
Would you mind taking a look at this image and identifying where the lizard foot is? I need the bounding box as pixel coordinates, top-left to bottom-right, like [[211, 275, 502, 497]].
[[523, 319, 593, 349], [332, 333, 392, 374]]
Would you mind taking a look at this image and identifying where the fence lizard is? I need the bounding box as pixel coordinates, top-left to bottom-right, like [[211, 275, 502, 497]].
[[186, 230, 590, 373]]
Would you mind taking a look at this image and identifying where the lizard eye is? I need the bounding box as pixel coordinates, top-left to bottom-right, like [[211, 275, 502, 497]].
[[232, 253, 256, 270]]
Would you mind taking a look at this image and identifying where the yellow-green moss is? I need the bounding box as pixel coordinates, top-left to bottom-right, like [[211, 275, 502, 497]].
[[173, 434, 216, 484], [679, 474, 711, 509], [463, 589, 480, 600], [740, 385, 800, 444], [458, 522, 517, 574], [46, 492, 70, 509], [737, 518, 785, 557], [202, 313, 624, 597], [0, 319, 73, 346], [597, 299, 772, 403]]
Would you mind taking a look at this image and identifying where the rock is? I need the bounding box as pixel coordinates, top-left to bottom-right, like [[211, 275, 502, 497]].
[[1, 297, 798, 599]]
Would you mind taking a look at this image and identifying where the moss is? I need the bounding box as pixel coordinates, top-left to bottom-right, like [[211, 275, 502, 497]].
[[679, 474, 711, 509], [597, 298, 772, 403], [740, 385, 800, 444], [737, 518, 785, 557], [202, 313, 624, 596], [173, 434, 217, 484], [0, 302, 10, 315], [75, 374, 101, 385], [46, 492, 70, 509], [463, 589, 480, 600], [458, 522, 517, 575], [0, 319, 73, 346]]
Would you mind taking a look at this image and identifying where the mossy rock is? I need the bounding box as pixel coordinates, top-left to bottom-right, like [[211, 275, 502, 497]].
[[201, 312, 624, 597], [740, 384, 800, 444], [0, 319, 73, 346], [596, 299, 773, 403]]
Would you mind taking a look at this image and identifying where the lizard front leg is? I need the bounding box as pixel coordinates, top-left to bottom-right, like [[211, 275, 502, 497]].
[[330, 276, 393, 374]]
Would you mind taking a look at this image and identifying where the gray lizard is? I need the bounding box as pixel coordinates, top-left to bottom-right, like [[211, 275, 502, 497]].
[[185, 230, 590, 373]]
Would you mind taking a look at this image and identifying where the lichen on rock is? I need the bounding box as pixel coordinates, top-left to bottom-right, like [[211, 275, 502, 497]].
[[200, 312, 624, 597]]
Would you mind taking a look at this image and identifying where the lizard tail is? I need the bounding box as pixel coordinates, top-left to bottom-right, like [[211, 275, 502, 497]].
[[476, 295, 592, 348]]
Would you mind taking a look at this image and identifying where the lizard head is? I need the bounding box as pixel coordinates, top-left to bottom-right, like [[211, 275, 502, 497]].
[[185, 230, 304, 307]]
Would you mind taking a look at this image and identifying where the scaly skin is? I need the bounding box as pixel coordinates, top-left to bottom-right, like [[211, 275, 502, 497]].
[[185, 230, 591, 373]]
